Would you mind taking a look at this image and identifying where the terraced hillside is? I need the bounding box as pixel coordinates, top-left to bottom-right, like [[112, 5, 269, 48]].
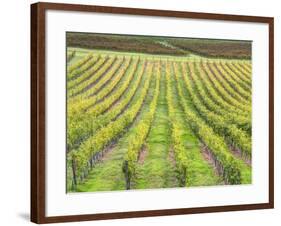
[[66, 48, 252, 192]]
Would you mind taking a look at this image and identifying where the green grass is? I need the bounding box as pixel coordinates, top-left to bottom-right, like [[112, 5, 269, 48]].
[[133, 68, 178, 189], [75, 147, 126, 192]]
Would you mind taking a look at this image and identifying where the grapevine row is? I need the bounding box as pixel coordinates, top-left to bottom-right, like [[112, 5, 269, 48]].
[[68, 57, 131, 118], [195, 62, 250, 118], [68, 56, 120, 98], [123, 62, 160, 189], [67, 55, 104, 90], [166, 61, 199, 186], [227, 62, 252, 86], [237, 62, 252, 76], [219, 62, 251, 92], [86, 57, 138, 116], [201, 62, 251, 113], [179, 62, 251, 158], [174, 62, 251, 184], [189, 62, 251, 134], [205, 62, 250, 105], [73, 57, 132, 112], [213, 62, 251, 100], [68, 57, 142, 149], [69, 62, 154, 185], [67, 53, 93, 80], [86, 59, 145, 138]]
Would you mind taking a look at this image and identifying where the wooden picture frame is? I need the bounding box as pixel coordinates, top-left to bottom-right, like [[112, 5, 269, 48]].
[[31, 2, 274, 224]]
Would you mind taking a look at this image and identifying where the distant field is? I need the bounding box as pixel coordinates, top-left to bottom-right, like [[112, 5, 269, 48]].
[[66, 47, 252, 192], [166, 38, 252, 59], [66, 32, 252, 59]]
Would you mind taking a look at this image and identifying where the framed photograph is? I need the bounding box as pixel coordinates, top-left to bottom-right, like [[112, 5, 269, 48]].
[[31, 2, 274, 223]]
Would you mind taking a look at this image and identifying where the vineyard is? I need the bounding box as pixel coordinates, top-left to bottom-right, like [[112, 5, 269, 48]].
[[66, 48, 252, 192]]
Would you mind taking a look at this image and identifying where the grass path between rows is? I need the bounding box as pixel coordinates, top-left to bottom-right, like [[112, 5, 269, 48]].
[[133, 65, 179, 189], [67, 54, 83, 67]]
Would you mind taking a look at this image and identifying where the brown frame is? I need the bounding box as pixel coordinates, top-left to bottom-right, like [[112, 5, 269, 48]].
[[31, 2, 274, 224]]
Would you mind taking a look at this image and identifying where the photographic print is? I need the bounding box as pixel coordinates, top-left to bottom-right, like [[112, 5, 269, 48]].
[[66, 32, 252, 193]]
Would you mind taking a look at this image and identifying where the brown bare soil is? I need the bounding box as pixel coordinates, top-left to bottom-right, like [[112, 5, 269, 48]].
[[230, 145, 251, 166], [100, 144, 116, 162], [138, 145, 148, 164], [168, 147, 176, 167], [201, 144, 223, 179]]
